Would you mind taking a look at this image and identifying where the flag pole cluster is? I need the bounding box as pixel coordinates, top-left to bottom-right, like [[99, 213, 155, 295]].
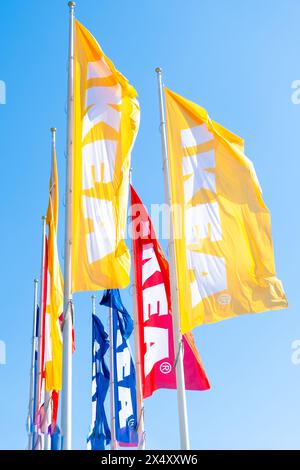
[[27, 279, 39, 450], [28, 1, 287, 452]]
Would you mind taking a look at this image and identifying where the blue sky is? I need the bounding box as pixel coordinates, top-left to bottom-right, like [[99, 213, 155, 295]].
[[0, 0, 300, 450]]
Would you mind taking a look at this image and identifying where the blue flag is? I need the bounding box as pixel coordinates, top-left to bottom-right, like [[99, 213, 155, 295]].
[[101, 290, 138, 446], [87, 313, 111, 450]]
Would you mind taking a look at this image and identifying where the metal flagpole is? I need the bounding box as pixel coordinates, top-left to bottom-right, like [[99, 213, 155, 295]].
[[61, 1, 76, 450], [91, 295, 96, 317], [44, 126, 58, 451], [129, 171, 145, 450], [44, 392, 52, 450], [28, 278, 39, 450], [50, 127, 57, 165], [34, 216, 47, 450], [89, 295, 96, 451], [109, 297, 117, 450], [155, 67, 190, 450]]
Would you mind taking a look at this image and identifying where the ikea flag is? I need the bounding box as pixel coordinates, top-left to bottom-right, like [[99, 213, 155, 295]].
[[101, 290, 138, 447], [87, 313, 111, 450], [72, 20, 140, 292], [165, 88, 288, 333]]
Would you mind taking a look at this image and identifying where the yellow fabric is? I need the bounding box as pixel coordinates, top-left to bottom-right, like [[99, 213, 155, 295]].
[[165, 88, 288, 334], [45, 149, 63, 392], [72, 20, 140, 292]]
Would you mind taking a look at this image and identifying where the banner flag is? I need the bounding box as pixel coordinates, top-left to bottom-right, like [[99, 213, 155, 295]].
[[45, 145, 63, 392], [130, 185, 210, 399], [27, 305, 40, 446], [87, 314, 111, 450], [72, 20, 140, 292], [165, 88, 288, 333], [101, 290, 138, 447], [34, 237, 63, 446]]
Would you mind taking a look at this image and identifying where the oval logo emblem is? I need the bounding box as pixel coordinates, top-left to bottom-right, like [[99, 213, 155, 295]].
[[160, 361, 172, 374], [128, 418, 136, 429], [217, 294, 232, 305]]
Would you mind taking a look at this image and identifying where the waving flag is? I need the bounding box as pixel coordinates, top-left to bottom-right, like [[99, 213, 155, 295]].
[[72, 20, 140, 292], [34, 133, 65, 450], [45, 143, 63, 392], [130, 186, 210, 398], [101, 290, 138, 447], [165, 88, 288, 333], [87, 313, 111, 450]]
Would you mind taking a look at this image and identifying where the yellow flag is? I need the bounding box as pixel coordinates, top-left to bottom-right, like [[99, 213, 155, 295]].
[[72, 20, 140, 292], [45, 148, 63, 392], [165, 88, 288, 334]]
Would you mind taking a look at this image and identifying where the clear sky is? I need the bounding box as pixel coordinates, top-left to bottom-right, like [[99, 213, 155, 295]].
[[0, 0, 299, 450]]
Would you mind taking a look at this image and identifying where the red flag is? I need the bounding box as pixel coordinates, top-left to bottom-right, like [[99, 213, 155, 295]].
[[51, 390, 59, 432], [130, 186, 210, 398]]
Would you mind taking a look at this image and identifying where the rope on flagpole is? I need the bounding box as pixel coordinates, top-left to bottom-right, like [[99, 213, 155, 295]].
[[174, 337, 184, 368]]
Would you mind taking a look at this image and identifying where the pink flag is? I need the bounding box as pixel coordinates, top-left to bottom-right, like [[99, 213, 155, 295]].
[[130, 186, 210, 399]]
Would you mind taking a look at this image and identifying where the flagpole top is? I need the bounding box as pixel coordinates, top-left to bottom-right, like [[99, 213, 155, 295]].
[[155, 67, 162, 74], [68, 1, 76, 8], [34, 278, 39, 284], [42, 215, 47, 221], [50, 127, 56, 133], [91, 295, 96, 299]]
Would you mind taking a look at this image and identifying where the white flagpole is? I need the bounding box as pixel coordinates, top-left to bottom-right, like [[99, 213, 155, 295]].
[[109, 300, 117, 450], [61, 1, 75, 450], [44, 126, 58, 451], [88, 295, 96, 451], [129, 172, 145, 450], [50, 127, 57, 168], [34, 215, 47, 450], [155, 67, 190, 450], [43, 392, 52, 450], [91, 295, 96, 317], [28, 278, 39, 450]]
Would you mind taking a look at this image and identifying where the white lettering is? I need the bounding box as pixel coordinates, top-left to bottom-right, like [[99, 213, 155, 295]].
[[185, 202, 222, 244], [181, 124, 213, 148], [117, 347, 131, 382], [187, 251, 227, 307], [82, 84, 121, 139], [118, 386, 133, 428], [87, 58, 112, 80], [183, 150, 216, 202], [82, 196, 115, 263], [82, 140, 117, 189], [142, 284, 168, 322], [144, 327, 168, 376], [142, 244, 161, 284]]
